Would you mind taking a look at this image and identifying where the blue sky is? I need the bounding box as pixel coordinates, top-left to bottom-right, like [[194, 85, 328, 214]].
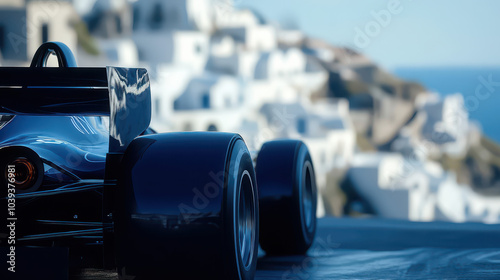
[[242, 0, 500, 70]]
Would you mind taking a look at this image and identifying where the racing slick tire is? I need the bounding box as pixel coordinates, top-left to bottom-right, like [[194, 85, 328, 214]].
[[256, 140, 317, 255], [115, 132, 258, 280]]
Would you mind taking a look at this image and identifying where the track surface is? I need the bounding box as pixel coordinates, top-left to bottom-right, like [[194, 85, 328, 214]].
[[6, 217, 500, 279], [73, 217, 500, 279], [256, 218, 500, 279]]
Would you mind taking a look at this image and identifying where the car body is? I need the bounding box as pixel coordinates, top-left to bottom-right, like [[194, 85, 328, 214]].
[[0, 42, 317, 280]]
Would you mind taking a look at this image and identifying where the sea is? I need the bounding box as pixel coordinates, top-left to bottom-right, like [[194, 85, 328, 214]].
[[394, 67, 500, 144]]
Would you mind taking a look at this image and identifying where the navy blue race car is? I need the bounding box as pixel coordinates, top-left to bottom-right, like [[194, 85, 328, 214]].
[[0, 42, 317, 280]]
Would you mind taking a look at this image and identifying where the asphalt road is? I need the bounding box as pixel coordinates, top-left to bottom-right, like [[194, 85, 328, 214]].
[[70, 217, 500, 279]]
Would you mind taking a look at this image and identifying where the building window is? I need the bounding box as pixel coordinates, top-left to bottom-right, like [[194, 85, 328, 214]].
[[42, 23, 49, 43], [183, 123, 192, 131], [155, 98, 161, 115], [173, 99, 180, 110], [0, 25, 4, 52], [166, 8, 179, 24], [105, 49, 118, 61], [115, 15, 122, 34], [149, 3, 164, 30], [202, 93, 210, 109], [132, 6, 140, 30], [207, 124, 218, 131], [297, 118, 306, 134]]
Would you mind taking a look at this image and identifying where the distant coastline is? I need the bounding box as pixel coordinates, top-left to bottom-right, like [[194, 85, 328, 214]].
[[394, 67, 500, 144]]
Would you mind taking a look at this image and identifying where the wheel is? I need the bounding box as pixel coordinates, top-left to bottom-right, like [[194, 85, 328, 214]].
[[256, 140, 317, 255], [114, 132, 258, 280]]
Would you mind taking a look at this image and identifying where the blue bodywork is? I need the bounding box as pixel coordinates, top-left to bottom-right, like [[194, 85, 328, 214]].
[[0, 115, 109, 184], [0, 42, 316, 279], [0, 42, 153, 271]]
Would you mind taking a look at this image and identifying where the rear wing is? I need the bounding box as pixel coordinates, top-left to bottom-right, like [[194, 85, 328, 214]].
[[0, 42, 151, 153]]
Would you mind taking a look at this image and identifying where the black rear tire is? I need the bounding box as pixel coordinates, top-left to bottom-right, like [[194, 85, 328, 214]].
[[114, 132, 258, 279], [256, 140, 317, 255]]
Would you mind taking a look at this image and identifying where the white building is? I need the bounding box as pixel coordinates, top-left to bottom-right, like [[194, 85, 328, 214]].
[[254, 48, 328, 96], [149, 65, 196, 131], [173, 73, 242, 111], [217, 25, 276, 52], [419, 93, 469, 157], [206, 35, 261, 79], [135, 30, 210, 73], [213, 2, 277, 52], [75, 0, 140, 68], [158, 71, 252, 135], [346, 151, 500, 223], [78, 37, 139, 67], [215, 5, 263, 28], [0, 0, 79, 63], [132, 0, 215, 33]]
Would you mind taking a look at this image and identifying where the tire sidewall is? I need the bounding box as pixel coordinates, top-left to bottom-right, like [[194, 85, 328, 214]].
[[224, 139, 259, 280], [293, 144, 317, 251]]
